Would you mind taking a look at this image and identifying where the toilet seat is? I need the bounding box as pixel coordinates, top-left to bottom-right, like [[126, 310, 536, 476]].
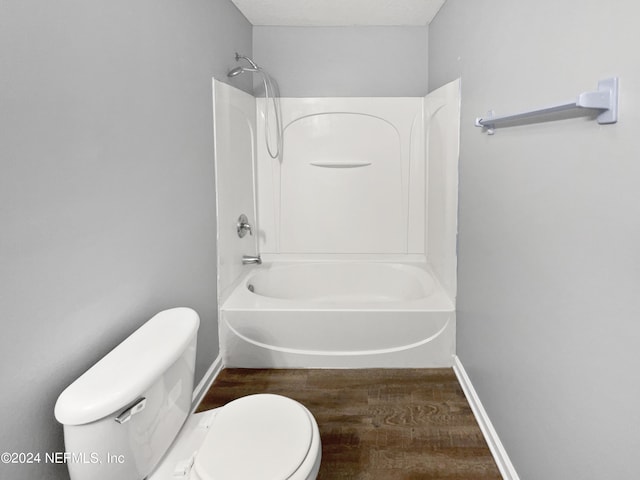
[[193, 394, 315, 480]]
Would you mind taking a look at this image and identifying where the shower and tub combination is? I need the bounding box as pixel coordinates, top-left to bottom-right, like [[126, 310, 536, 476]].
[[214, 54, 460, 368]]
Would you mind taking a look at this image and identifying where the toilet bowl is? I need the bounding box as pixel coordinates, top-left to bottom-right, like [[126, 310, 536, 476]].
[[54, 308, 321, 480], [188, 394, 321, 480]]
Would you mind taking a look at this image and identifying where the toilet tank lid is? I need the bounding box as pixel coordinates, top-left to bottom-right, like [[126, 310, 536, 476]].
[[54, 307, 200, 426]]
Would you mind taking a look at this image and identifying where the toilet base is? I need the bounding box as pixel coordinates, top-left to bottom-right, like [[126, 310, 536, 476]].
[[148, 410, 216, 480]]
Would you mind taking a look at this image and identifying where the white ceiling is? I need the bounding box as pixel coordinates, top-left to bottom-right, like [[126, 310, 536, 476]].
[[231, 0, 446, 26]]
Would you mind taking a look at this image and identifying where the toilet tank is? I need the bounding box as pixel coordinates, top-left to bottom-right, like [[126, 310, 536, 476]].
[[54, 308, 200, 480]]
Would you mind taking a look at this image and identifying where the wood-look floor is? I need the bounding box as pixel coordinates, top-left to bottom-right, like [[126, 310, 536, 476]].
[[197, 368, 501, 479]]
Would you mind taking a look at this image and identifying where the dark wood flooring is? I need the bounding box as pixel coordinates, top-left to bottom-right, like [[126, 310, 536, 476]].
[[197, 368, 502, 480]]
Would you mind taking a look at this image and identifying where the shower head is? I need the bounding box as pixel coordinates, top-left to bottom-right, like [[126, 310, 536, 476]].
[[227, 65, 258, 78], [227, 52, 261, 78], [227, 66, 245, 77]]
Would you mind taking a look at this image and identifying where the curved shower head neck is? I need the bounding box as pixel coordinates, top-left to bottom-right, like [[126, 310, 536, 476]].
[[227, 53, 261, 78], [235, 52, 259, 70]]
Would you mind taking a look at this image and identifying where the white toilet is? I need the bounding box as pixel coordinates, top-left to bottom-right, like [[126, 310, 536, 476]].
[[54, 308, 321, 480]]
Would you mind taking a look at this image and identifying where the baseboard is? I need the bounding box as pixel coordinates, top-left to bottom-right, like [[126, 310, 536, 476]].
[[452, 355, 520, 480], [191, 354, 223, 412]]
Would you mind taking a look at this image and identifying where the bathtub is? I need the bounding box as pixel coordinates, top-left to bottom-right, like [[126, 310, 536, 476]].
[[220, 262, 455, 368]]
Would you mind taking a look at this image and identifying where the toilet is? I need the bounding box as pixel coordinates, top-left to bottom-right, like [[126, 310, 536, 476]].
[[54, 308, 321, 480]]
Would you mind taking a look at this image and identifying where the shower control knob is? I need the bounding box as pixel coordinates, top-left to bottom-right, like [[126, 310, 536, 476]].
[[237, 214, 253, 238]]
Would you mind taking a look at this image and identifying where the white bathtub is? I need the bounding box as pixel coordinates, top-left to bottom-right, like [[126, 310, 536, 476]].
[[220, 262, 455, 368]]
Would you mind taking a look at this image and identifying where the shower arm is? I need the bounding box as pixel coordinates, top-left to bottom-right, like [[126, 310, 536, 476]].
[[235, 52, 259, 70]]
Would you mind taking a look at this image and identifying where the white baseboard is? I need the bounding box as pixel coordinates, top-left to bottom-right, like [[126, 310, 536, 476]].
[[191, 354, 223, 412], [452, 355, 520, 480]]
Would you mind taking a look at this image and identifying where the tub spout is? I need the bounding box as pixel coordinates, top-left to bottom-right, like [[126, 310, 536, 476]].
[[242, 255, 262, 265]]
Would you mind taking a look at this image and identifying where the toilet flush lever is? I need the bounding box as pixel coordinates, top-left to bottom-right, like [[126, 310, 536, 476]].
[[115, 397, 147, 424]]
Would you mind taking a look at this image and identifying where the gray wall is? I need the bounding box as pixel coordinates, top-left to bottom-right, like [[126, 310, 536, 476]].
[[253, 26, 428, 97], [430, 1, 640, 478], [0, 1, 251, 479]]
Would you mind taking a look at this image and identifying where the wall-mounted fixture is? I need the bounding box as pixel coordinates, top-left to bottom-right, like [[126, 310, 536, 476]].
[[242, 255, 261, 265], [237, 214, 253, 238], [227, 53, 283, 159], [475, 77, 619, 134]]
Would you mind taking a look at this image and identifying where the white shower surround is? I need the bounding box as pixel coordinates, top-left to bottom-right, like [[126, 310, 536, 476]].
[[256, 97, 426, 255], [213, 79, 460, 368]]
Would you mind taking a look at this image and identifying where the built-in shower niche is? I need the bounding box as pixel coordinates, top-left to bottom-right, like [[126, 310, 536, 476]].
[[213, 78, 460, 368]]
